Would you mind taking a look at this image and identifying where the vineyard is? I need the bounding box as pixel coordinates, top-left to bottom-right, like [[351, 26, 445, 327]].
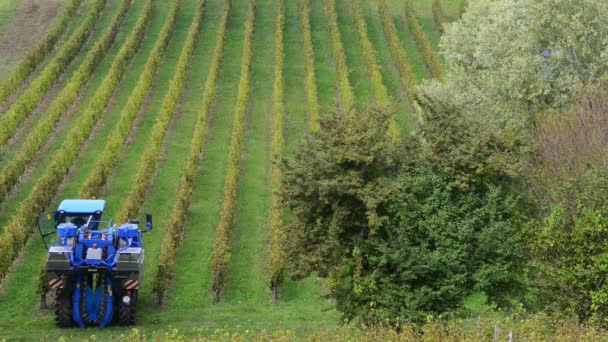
[[0, 0, 460, 339]]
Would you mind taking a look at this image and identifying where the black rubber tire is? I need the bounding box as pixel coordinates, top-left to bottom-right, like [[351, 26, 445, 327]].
[[117, 291, 137, 325], [54, 294, 74, 328]]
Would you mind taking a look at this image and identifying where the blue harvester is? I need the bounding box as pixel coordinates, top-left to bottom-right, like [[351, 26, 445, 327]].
[[42, 199, 152, 328]]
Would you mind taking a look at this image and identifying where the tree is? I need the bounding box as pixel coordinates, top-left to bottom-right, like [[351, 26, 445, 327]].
[[421, 0, 608, 132], [282, 105, 523, 324]]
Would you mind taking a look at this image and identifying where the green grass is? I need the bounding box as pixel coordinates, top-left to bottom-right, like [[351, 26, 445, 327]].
[[0, 0, 456, 339]]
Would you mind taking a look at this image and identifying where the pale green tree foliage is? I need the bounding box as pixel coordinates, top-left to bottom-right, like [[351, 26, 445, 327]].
[[420, 0, 608, 131]]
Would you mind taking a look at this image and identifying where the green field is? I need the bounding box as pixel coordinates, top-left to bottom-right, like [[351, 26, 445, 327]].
[[0, 0, 460, 339]]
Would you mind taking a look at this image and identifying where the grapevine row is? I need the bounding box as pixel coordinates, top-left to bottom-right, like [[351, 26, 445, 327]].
[[79, 1, 181, 199], [0, 0, 133, 206], [378, 0, 417, 105], [152, 0, 232, 304], [0, 0, 106, 145], [0, 0, 154, 282], [210, 0, 256, 303], [351, 0, 399, 140], [405, 0, 445, 81], [115, 0, 203, 224], [432, 0, 447, 34], [299, 0, 319, 132], [0, 0, 82, 105], [325, 0, 354, 111], [267, 0, 285, 302]]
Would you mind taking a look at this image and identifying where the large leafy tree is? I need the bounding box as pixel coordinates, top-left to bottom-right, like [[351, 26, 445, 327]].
[[282, 106, 523, 324]]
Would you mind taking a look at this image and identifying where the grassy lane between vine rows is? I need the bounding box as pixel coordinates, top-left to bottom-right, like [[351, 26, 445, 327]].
[[0, 0, 81, 105], [363, 0, 413, 132], [0, 0, 133, 211], [222, 0, 271, 303], [0, 0, 106, 144], [0, 0, 144, 234], [308, 0, 337, 118], [161, 0, 244, 315], [151, 0, 230, 305], [0, 2, 156, 338]]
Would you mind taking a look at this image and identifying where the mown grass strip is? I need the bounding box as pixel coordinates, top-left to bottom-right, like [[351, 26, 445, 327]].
[[152, 0, 231, 304], [432, 0, 447, 34], [378, 0, 417, 105], [0, 0, 154, 282], [267, 0, 285, 302], [405, 0, 445, 81], [299, 0, 319, 132], [0, 0, 132, 207], [210, 0, 255, 303], [0, 0, 82, 105], [325, 0, 353, 111], [115, 0, 203, 223], [79, 1, 180, 199], [0, 0, 106, 144]]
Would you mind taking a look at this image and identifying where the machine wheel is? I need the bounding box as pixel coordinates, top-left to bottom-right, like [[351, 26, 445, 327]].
[[54, 293, 74, 328], [117, 291, 137, 325]]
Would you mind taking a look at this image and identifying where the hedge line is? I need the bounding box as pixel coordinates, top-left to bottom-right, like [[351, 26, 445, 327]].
[[115, 0, 203, 224], [0, 0, 106, 145], [299, 0, 319, 132], [0, 0, 154, 282], [267, 0, 285, 302], [325, 0, 354, 111], [210, 0, 256, 303], [0, 0, 132, 207], [405, 0, 445, 81], [152, 0, 232, 304], [378, 0, 417, 105], [432, 0, 447, 34], [79, 1, 180, 199], [0, 0, 82, 105]]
